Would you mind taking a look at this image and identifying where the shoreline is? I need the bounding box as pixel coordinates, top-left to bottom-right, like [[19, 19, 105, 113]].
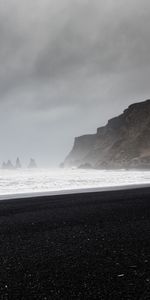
[[0, 182, 150, 201]]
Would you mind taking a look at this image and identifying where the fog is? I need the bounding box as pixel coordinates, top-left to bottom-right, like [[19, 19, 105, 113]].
[[1, 0, 150, 166]]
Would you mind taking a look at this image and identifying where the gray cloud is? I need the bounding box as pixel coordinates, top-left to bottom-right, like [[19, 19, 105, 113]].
[[0, 0, 150, 165]]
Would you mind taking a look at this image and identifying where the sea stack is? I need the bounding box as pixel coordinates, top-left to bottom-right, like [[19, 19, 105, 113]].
[[16, 157, 22, 169], [6, 160, 14, 170], [2, 162, 7, 169], [28, 158, 37, 169]]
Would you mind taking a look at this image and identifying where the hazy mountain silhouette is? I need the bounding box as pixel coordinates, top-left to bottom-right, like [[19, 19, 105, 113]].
[[64, 99, 150, 169]]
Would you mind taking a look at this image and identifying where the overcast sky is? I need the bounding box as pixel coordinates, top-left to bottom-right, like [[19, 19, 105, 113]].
[[0, 0, 150, 166]]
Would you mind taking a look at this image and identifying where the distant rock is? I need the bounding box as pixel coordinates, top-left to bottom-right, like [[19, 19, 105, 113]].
[[2, 162, 7, 169], [15, 157, 21, 169], [28, 158, 37, 169], [6, 160, 14, 170], [64, 99, 150, 169]]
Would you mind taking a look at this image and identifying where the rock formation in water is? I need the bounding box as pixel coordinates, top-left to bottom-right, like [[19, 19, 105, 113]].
[[2, 162, 7, 169], [15, 157, 22, 169], [2, 160, 14, 169], [5, 160, 14, 169], [28, 158, 37, 168], [64, 99, 150, 169]]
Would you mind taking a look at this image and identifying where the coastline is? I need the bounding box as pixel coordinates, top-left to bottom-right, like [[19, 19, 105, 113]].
[[0, 182, 150, 201]]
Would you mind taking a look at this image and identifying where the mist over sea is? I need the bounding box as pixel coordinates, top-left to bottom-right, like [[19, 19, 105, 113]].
[[0, 168, 150, 197]]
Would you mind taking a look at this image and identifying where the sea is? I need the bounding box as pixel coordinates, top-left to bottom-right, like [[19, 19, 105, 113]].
[[0, 168, 150, 198]]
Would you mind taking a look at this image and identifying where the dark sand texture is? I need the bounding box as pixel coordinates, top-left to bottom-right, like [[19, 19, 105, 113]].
[[0, 187, 150, 299]]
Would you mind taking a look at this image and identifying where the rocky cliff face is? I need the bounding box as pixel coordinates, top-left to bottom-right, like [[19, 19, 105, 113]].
[[64, 99, 150, 169], [64, 134, 96, 167]]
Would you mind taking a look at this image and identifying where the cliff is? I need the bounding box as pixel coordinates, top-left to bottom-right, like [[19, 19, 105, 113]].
[[64, 99, 150, 169]]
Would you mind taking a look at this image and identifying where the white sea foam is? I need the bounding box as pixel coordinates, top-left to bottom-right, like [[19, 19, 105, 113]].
[[0, 168, 150, 197]]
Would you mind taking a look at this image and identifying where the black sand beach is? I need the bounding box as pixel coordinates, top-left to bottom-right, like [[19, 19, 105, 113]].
[[0, 187, 150, 299]]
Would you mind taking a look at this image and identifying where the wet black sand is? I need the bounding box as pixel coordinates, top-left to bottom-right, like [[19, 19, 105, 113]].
[[0, 187, 150, 299]]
